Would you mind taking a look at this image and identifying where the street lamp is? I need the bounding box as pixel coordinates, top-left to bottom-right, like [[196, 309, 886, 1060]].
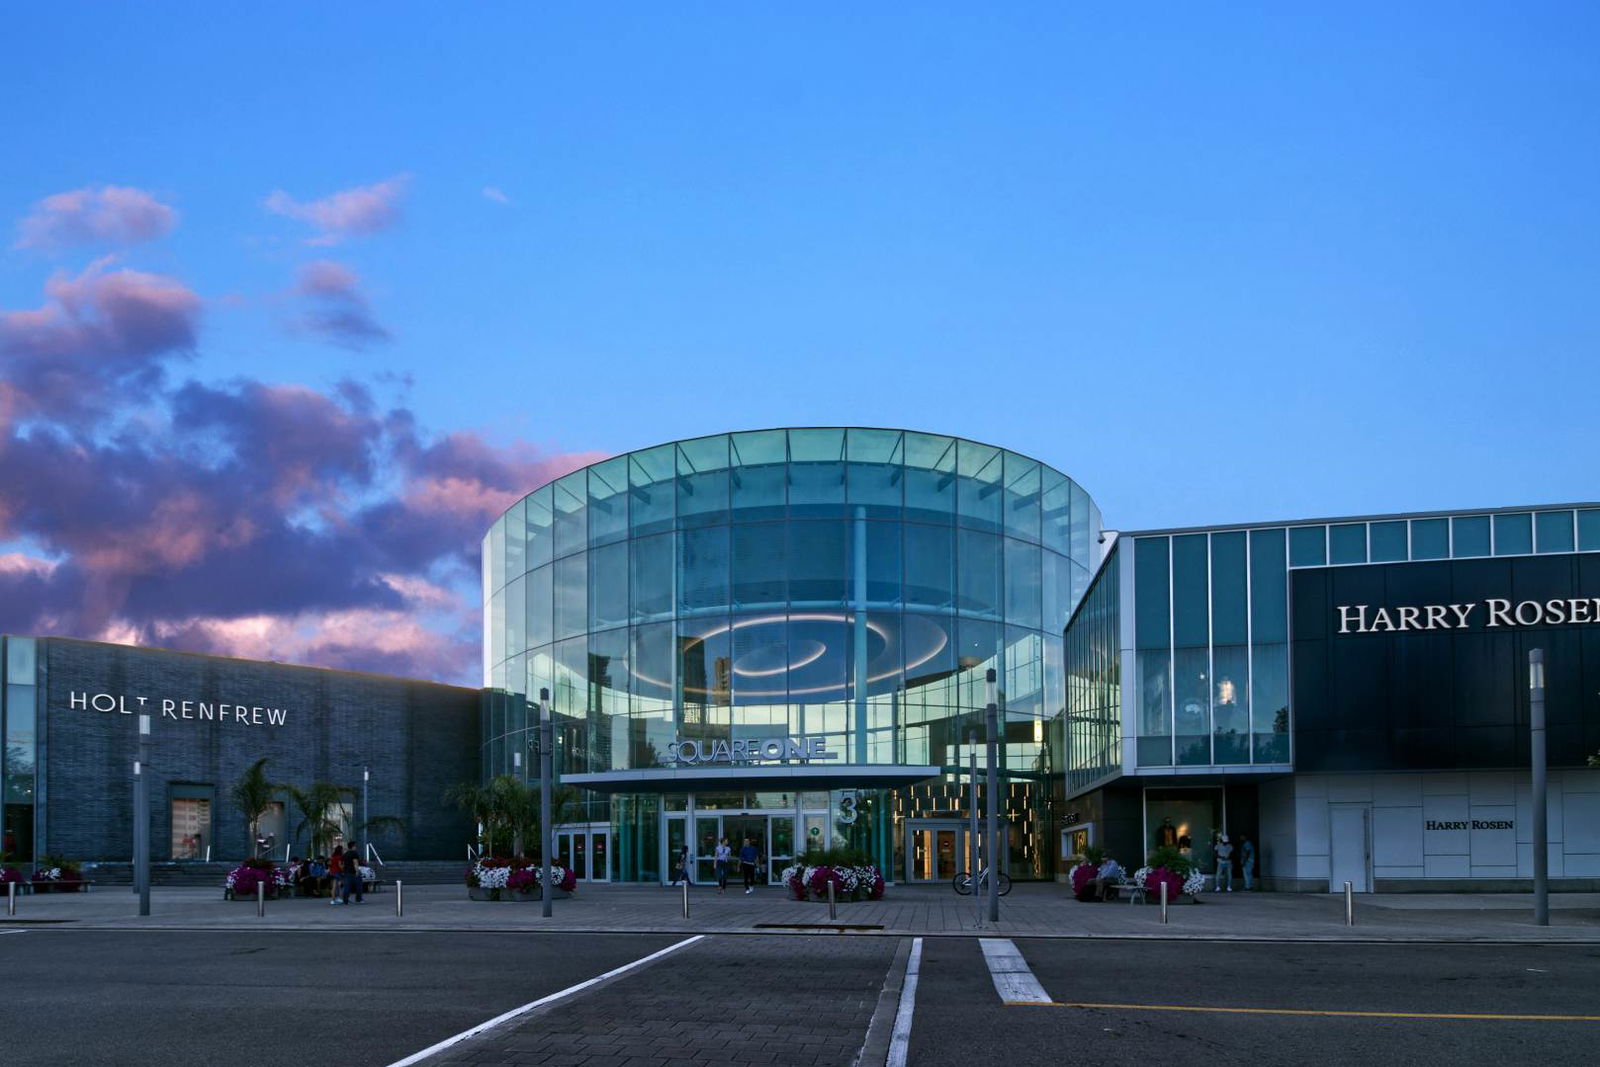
[[1530, 649, 1548, 927], [134, 714, 151, 917], [538, 687, 553, 919]]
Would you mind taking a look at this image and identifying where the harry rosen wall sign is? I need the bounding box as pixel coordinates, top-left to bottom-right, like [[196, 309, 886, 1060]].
[[1336, 598, 1600, 634]]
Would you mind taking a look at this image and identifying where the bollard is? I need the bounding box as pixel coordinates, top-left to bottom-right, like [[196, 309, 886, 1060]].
[[7, 879, 14, 917], [257, 879, 265, 918], [681, 877, 690, 919], [1344, 881, 1354, 926], [828, 878, 837, 920], [396, 879, 403, 917], [1159, 880, 1168, 924]]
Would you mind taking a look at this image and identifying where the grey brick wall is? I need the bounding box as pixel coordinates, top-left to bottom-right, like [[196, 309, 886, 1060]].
[[40, 638, 479, 864]]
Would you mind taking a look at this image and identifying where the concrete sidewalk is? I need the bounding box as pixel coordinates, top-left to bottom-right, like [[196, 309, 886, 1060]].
[[4, 881, 1597, 942]]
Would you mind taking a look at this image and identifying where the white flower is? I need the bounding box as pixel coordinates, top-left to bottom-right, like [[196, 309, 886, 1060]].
[[1182, 869, 1207, 896]]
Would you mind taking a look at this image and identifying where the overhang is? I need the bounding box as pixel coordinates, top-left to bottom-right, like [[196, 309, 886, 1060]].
[[561, 763, 943, 794]]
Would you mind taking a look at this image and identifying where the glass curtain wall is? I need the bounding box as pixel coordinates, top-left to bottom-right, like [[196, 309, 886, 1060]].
[[480, 429, 1098, 879], [2, 637, 39, 864], [1062, 544, 1120, 795]]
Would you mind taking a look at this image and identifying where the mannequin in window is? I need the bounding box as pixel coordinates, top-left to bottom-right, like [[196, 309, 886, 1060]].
[[1156, 817, 1177, 848]]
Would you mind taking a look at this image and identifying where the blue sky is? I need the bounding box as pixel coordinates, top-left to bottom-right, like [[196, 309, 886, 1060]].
[[2, 5, 1597, 677]]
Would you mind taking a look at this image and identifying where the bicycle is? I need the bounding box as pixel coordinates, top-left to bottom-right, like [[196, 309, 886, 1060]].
[[952, 867, 1012, 896]]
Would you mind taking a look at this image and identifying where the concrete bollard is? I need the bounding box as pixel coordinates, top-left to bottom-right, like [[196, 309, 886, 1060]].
[[396, 879, 404, 917], [1344, 881, 1354, 926], [257, 880, 265, 918], [681, 877, 690, 919], [828, 878, 837, 920], [1159, 880, 1168, 924]]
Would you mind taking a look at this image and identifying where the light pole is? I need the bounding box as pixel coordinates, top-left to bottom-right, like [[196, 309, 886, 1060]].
[[985, 667, 1000, 924], [968, 728, 979, 927], [1530, 648, 1548, 927], [539, 687, 554, 918], [361, 767, 369, 864], [134, 714, 151, 917]]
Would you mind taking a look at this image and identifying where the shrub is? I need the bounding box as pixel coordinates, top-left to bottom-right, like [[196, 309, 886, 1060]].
[[1144, 845, 1193, 880]]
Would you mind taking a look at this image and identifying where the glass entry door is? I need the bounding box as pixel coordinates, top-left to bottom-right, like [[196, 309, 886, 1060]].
[[722, 815, 769, 885], [557, 825, 611, 881], [907, 820, 968, 883]]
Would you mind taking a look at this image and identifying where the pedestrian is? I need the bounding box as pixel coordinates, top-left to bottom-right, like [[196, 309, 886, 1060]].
[[1239, 833, 1256, 891], [1213, 833, 1234, 892], [328, 846, 345, 905], [669, 844, 693, 886], [738, 837, 759, 894], [714, 837, 732, 895], [341, 841, 365, 905]]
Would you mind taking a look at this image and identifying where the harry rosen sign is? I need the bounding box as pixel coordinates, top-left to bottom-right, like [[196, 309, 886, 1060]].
[[1337, 597, 1600, 634]]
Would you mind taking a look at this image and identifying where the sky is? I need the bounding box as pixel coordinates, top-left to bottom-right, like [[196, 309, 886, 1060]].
[[2, 5, 1598, 683]]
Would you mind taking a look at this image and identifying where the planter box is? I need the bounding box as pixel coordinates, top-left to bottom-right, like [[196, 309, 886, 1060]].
[[466, 886, 574, 901]]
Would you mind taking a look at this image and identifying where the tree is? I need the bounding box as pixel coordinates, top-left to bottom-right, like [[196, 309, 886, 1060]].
[[444, 776, 586, 859], [230, 758, 275, 857], [287, 782, 349, 856]]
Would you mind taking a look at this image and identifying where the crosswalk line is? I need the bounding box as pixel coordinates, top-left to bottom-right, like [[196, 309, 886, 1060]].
[[979, 938, 1050, 1005]]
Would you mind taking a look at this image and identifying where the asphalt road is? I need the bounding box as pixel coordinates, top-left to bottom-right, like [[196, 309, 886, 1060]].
[[0, 929, 683, 1067], [909, 939, 1600, 1067]]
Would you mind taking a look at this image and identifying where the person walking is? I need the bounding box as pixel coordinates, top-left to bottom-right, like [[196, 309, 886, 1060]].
[[1239, 833, 1257, 891], [738, 837, 759, 894], [713, 837, 732, 895], [328, 846, 346, 905], [341, 841, 365, 905], [669, 844, 693, 887], [1213, 833, 1234, 892]]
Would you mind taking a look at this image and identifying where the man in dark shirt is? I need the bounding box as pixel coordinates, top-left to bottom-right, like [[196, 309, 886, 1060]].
[[738, 838, 759, 894]]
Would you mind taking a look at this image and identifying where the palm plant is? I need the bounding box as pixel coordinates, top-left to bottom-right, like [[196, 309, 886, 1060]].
[[229, 757, 275, 857], [287, 782, 349, 856]]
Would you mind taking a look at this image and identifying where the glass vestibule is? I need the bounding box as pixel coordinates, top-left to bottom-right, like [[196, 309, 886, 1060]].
[[907, 819, 969, 883], [662, 791, 826, 886], [555, 822, 611, 881]]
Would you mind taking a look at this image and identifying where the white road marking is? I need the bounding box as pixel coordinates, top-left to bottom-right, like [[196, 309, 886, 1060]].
[[0, 929, 26, 936], [886, 937, 923, 1067], [980, 938, 1051, 1004], [383, 934, 705, 1067]]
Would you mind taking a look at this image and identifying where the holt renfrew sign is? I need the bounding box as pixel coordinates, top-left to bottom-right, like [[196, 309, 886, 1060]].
[[69, 690, 289, 727], [667, 735, 838, 766], [1337, 598, 1600, 635]]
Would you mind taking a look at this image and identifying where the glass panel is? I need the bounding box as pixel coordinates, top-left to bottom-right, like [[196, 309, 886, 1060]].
[[862, 520, 903, 606], [955, 529, 1002, 619], [1133, 537, 1170, 649], [629, 444, 676, 536], [1248, 528, 1287, 643], [1536, 510, 1575, 553], [1580, 510, 1600, 551], [1328, 523, 1366, 564], [787, 613, 849, 703], [630, 533, 674, 621], [1069, 481, 1091, 567], [1173, 646, 1209, 765], [788, 428, 846, 518], [845, 428, 904, 517], [631, 623, 675, 763], [525, 484, 554, 568], [731, 613, 787, 706], [904, 523, 955, 610], [679, 617, 732, 725], [1041, 551, 1071, 636], [589, 541, 629, 630], [1003, 538, 1041, 630], [1493, 512, 1532, 555], [677, 435, 730, 527], [504, 497, 526, 581], [729, 430, 787, 520], [526, 564, 553, 649], [732, 522, 787, 609], [1289, 526, 1326, 567], [1452, 515, 1491, 557], [789, 521, 848, 606], [170, 797, 210, 860], [1040, 468, 1071, 554], [588, 457, 629, 546], [505, 574, 526, 656], [1212, 644, 1249, 764], [678, 525, 730, 613], [5, 636, 37, 679], [1171, 534, 1207, 648], [553, 471, 588, 558], [1369, 521, 1407, 562], [1135, 648, 1171, 767], [1410, 518, 1448, 560], [487, 517, 506, 593], [554, 552, 588, 640], [955, 439, 1002, 532], [1001, 452, 1041, 542], [1251, 643, 1290, 762], [1210, 531, 1247, 645], [903, 432, 956, 525]]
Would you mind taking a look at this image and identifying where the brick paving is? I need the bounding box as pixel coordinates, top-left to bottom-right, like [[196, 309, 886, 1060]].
[[430, 935, 899, 1067]]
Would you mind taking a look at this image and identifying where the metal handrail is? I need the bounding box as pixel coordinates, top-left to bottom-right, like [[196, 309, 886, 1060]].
[[366, 843, 384, 867], [467, 844, 481, 863]]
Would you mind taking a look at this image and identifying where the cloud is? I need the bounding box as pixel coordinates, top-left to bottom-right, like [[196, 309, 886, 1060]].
[[0, 256, 597, 683], [292, 259, 390, 348], [0, 258, 201, 426], [482, 186, 511, 205], [263, 175, 409, 245], [15, 185, 178, 250]]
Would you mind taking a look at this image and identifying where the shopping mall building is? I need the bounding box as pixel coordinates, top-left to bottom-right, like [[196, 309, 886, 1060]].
[[6, 427, 1599, 890]]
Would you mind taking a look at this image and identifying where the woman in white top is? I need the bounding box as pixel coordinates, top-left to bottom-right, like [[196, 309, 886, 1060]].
[[713, 837, 733, 895]]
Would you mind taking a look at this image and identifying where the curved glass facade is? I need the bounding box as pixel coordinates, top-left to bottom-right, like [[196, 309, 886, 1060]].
[[482, 428, 1100, 881]]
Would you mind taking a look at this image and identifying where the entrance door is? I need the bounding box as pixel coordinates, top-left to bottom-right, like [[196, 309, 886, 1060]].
[[1329, 805, 1371, 892], [906, 820, 968, 884], [723, 815, 769, 886], [768, 816, 794, 884]]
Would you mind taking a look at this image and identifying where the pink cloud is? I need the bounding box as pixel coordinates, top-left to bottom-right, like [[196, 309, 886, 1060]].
[[14, 185, 177, 249], [264, 175, 409, 245], [482, 186, 511, 205], [291, 259, 390, 348]]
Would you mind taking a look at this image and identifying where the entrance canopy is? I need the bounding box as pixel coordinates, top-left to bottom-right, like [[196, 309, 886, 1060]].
[[561, 763, 942, 794]]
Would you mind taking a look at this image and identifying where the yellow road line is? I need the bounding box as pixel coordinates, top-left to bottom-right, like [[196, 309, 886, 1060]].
[[1005, 1001, 1600, 1022]]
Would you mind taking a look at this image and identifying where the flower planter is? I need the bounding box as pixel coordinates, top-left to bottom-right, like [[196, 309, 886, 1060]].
[[466, 886, 573, 901]]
